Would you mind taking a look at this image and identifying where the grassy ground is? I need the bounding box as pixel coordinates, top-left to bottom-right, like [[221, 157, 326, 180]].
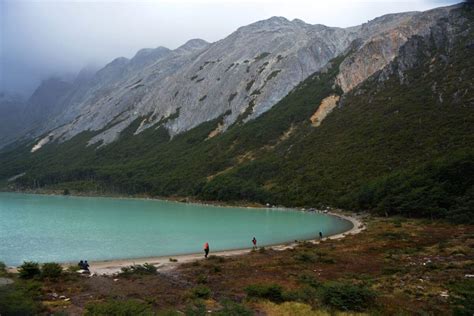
[[1, 217, 472, 315]]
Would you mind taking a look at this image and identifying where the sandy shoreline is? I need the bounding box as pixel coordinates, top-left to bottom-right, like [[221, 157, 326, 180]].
[[73, 211, 365, 275]]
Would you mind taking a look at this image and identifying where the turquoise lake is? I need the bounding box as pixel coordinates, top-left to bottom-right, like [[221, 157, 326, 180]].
[[0, 192, 353, 266]]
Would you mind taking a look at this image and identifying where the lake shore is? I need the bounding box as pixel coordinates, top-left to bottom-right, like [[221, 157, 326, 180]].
[[65, 211, 364, 275]]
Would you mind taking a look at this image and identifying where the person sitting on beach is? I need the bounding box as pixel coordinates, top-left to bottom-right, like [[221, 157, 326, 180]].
[[78, 260, 84, 269], [252, 237, 257, 249], [83, 260, 90, 271], [204, 242, 210, 258]]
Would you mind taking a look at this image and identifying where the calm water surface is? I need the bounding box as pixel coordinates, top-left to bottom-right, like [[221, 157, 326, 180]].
[[0, 192, 353, 266]]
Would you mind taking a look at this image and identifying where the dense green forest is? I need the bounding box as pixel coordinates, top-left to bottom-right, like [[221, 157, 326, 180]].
[[1, 6, 473, 222]]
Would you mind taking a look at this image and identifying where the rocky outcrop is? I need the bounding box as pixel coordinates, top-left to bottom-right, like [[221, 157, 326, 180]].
[[336, 6, 453, 93]]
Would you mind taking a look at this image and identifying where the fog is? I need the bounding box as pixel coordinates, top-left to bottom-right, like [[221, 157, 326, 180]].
[[1, 0, 460, 97]]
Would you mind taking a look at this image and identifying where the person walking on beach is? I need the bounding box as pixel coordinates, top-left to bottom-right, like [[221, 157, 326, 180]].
[[319, 231, 323, 239], [204, 242, 210, 258], [252, 237, 257, 249]]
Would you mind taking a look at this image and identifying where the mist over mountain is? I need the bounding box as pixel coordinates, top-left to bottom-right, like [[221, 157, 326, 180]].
[[0, 4, 457, 151]]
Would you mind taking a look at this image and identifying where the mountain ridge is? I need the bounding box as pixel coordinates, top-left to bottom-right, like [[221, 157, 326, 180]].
[[2, 5, 456, 150]]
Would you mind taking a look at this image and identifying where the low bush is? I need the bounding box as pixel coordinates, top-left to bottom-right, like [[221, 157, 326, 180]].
[[18, 261, 41, 279], [215, 299, 252, 316], [0, 281, 43, 315], [295, 251, 315, 263], [449, 279, 474, 316], [41, 262, 62, 279], [245, 283, 284, 303], [196, 275, 208, 284], [119, 263, 157, 276], [319, 281, 376, 311], [84, 299, 153, 316], [67, 265, 81, 273], [298, 274, 321, 288], [185, 300, 206, 316], [0, 261, 6, 275], [190, 285, 211, 299]]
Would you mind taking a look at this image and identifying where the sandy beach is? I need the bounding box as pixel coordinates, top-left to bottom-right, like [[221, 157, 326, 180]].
[[79, 211, 365, 275]]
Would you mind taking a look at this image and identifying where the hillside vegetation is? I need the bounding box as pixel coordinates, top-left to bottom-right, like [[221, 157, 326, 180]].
[[0, 6, 473, 222]]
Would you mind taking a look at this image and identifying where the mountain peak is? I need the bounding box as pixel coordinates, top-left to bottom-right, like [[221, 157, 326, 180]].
[[176, 39, 210, 52]]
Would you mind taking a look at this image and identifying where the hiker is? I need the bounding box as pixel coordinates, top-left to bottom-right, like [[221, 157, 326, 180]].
[[252, 237, 257, 249], [204, 242, 210, 258], [319, 231, 323, 239], [78, 260, 84, 269], [83, 260, 90, 271]]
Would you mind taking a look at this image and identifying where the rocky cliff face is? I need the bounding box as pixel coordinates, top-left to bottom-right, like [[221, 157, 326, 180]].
[[14, 4, 457, 151], [336, 6, 453, 93]]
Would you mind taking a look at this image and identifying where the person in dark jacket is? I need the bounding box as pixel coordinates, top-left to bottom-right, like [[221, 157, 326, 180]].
[[204, 242, 210, 258], [252, 237, 257, 249]]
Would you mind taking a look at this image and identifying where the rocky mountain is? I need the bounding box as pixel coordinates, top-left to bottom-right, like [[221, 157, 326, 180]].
[[2, 5, 455, 151], [1, 3, 472, 221]]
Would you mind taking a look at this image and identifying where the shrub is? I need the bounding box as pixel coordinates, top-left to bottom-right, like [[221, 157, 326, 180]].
[[295, 251, 315, 263], [298, 274, 321, 288], [215, 300, 252, 316], [18, 262, 41, 279], [196, 275, 208, 284], [319, 281, 376, 311], [245, 283, 284, 303], [450, 280, 474, 316], [119, 263, 157, 276], [190, 285, 211, 299], [67, 265, 81, 273], [0, 261, 6, 275], [41, 262, 62, 279], [0, 281, 43, 315], [84, 299, 153, 316], [185, 300, 206, 316]]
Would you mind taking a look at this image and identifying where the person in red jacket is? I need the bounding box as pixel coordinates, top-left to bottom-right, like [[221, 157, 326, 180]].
[[252, 237, 257, 249], [204, 242, 209, 258]]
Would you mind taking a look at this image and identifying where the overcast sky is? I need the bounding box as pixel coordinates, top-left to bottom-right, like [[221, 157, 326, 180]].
[[0, 0, 460, 97]]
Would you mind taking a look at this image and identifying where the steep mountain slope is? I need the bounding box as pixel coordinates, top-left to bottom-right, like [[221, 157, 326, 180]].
[[29, 19, 358, 148], [12, 7, 451, 151], [0, 4, 472, 222]]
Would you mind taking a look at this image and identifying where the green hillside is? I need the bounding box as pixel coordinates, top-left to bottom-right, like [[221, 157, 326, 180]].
[[1, 5, 473, 222]]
